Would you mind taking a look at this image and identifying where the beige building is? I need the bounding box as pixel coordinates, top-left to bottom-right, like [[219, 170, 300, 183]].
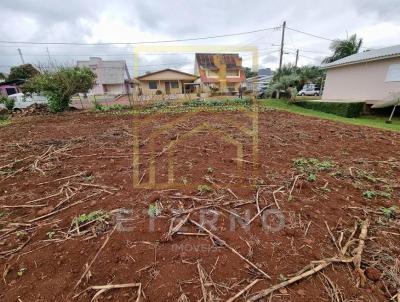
[[136, 69, 198, 95], [322, 45, 400, 104]]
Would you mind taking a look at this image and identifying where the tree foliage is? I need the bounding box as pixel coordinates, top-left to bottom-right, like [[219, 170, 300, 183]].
[[23, 67, 96, 112], [322, 34, 363, 63], [8, 64, 39, 81], [266, 64, 325, 98], [244, 67, 257, 78]]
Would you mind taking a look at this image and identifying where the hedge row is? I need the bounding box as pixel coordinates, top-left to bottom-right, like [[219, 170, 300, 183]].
[[295, 100, 365, 118]]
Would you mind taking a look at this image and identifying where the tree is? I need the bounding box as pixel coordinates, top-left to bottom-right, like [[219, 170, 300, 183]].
[[266, 64, 325, 98], [0, 72, 6, 80], [265, 74, 300, 98], [244, 67, 257, 78], [322, 34, 363, 63], [8, 64, 39, 81], [297, 65, 325, 89], [23, 67, 96, 112]]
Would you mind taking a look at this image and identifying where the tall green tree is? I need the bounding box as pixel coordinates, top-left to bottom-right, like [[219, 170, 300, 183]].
[[322, 34, 363, 63], [244, 67, 257, 78], [8, 64, 39, 81], [23, 67, 96, 112]]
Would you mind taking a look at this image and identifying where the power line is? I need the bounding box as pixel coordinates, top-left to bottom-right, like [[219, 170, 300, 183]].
[[0, 26, 280, 46], [286, 27, 335, 42], [0, 48, 281, 57]]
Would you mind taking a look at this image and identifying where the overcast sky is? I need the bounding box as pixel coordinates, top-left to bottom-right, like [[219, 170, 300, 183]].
[[1, 0, 400, 76]]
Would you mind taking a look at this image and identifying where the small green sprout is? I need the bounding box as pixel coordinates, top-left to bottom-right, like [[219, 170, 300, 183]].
[[363, 190, 391, 199], [363, 190, 377, 199], [207, 167, 214, 174], [380, 206, 398, 218], [197, 184, 213, 194], [307, 173, 317, 182], [46, 231, 55, 239], [148, 204, 161, 217], [74, 210, 110, 225]]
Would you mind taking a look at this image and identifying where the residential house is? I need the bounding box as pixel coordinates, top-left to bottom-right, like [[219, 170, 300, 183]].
[[194, 53, 246, 93], [322, 45, 400, 104], [135, 68, 198, 95], [245, 75, 273, 92], [77, 57, 131, 95]]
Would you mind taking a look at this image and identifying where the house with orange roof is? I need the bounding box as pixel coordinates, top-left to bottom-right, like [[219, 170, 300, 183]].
[[194, 53, 246, 94]]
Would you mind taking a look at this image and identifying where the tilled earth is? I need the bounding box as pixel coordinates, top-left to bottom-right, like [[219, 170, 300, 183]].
[[0, 108, 399, 301]]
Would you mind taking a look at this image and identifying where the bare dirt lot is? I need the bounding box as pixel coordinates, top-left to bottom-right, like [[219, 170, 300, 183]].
[[0, 107, 399, 301]]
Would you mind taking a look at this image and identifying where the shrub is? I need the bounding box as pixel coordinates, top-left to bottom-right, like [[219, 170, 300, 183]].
[[155, 89, 163, 95], [0, 96, 15, 111], [4, 98, 15, 111], [23, 67, 96, 112], [295, 100, 364, 117]]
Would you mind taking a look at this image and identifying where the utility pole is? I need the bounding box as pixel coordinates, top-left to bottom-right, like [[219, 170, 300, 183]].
[[295, 49, 299, 67], [278, 21, 286, 72], [46, 47, 52, 64], [18, 48, 25, 64]]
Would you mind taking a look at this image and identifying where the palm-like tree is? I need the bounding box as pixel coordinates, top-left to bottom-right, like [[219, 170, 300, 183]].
[[322, 34, 363, 63]]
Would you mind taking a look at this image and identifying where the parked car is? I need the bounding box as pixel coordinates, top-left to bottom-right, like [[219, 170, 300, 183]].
[[8, 93, 48, 110], [297, 87, 320, 96]]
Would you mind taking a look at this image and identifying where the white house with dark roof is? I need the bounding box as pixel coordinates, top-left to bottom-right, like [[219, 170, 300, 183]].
[[77, 57, 131, 95], [322, 45, 400, 104]]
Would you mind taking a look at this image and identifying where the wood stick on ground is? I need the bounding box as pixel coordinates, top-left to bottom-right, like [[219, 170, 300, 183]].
[[0, 204, 46, 209], [190, 219, 271, 280], [74, 282, 141, 301], [28, 191, 102, 223], [288, 175, 301, 201], [167, 214, 190, 239], [272, 186, 284, 210], [37, 172, 86, 186], [73, 226, 117, 291], [197, 261, 208, 302], [255, 188, 262, 215], [247, 219, 369, 301], [26, 189, 63, 204], [226, 279, 260, 302], [325, 221, 340, 253], [246, 204, 273, 226], [353, 218, 370, 288], [248, 260, 333, 301]]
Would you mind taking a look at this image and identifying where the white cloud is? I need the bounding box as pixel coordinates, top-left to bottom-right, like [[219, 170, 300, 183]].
[[0, 0, 399, 74]]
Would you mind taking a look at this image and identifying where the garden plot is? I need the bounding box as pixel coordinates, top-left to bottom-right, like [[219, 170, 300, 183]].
[[0, 107, 399, 301]]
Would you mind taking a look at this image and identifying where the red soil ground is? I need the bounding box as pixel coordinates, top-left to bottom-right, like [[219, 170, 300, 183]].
[[0, 108, 399, 301]]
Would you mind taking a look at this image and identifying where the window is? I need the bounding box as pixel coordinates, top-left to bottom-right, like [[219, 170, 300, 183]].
[[386, 64, 400, 82], [206, 70, 218, 77], [149, 81, 157, 89], [170, 81, 179, 88], [6, 88, 17, 95], [227, 70, 240, 77]]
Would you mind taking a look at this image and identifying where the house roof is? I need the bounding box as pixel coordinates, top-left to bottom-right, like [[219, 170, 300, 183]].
[[136, 68, 198, 80], [322, 44, 400, 69], [246, 75, 273, 83], [195, 53, 243, 70]]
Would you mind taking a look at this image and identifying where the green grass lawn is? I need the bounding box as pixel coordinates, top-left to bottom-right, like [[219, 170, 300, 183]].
[[259, 99, 400, 132]]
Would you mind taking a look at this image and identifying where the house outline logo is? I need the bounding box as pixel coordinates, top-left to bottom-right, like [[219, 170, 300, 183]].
[[132, 45, 259, 189]]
